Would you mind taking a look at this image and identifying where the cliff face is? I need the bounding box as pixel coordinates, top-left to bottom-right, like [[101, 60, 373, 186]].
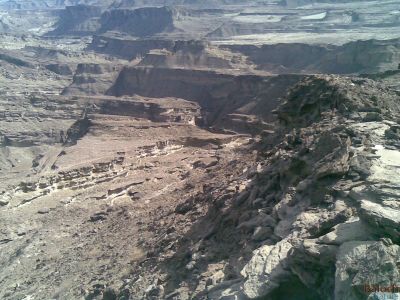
[[99, 6, 178, 37], [62, 63, 123, 95], [224, 75, 400, 300], [137, 40, 253, 71], [47, 5, 185, 37], [48, 5, 103, 36], [123, 75, 399, 300], [107, 66, 304, 131], [88, 35, 175, 60], [226, 39, 400, 74]]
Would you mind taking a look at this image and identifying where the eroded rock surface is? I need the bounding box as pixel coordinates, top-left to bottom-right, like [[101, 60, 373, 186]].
[[1, 1, 400, 299]]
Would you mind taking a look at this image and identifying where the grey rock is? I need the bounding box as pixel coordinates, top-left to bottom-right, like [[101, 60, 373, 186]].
[[37, 207, 50, 214], [241, 239, 292, 298], [335, 241, 400, 300], [358, 200, 400, 241], [349, 155, 372, 179], [288, 240, 338, 299], [145, 284, 164, 298], [317, 217, 371, 245], [313, 135, 350, 179], [363, 112, 383, 122], [207, 280, 246, 300], [237, 212, 276, 232], [234, 190, 250, 207]]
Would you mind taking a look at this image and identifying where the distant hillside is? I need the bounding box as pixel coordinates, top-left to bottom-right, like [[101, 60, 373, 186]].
[[99, 6, 180, 37]]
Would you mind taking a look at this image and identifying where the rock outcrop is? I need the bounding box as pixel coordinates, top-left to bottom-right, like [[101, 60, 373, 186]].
[[226, 38, 400, 74], [125, 75, 400, 300], [48, 5, 103, 36], [107, 66, 304, 132], [99, 6, 180, 37], [2, 1, 400, 299], [225, 76, 399, 300], [88, 35, 175, 60], [62, 63, 123, 95]]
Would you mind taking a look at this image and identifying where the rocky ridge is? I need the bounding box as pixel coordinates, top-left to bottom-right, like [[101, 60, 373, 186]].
[[112, 75, 400, 300]]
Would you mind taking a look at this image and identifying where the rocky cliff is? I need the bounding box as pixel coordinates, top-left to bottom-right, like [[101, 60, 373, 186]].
[[1, 1, 400, 299], [99, 6, 180, 37], [48, 4, 103, 36], [88, 35, 175, 60], [107, 66, 304, 132], [1, 57, 399, 300], [226, 38, 400, 74], [137, 40, 252, 71], [62, 62, 123, 95], [113, 75, 400, 300]]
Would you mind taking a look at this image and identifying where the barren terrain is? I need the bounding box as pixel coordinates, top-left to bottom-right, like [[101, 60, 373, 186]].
[[0, 0, 400, 300]]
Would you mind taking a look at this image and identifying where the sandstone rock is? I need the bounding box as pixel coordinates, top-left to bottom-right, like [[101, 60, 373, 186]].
[[193, 157, 218, 169], [129, 191, 143, 201]]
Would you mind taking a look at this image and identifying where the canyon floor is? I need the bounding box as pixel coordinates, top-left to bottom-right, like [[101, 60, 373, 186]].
[[1, 1, 400, 300]]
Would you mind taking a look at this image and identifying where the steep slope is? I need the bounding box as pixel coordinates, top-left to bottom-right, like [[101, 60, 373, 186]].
[[0, 89, 257, 299], [137, 40, 253, 71], [107, 66, 304, 132], [226, 75, 400, 300], [88, 37, 400, 75], [48, 4, 103, 36], [113, 75, 400, 299], [62, 62, 124, 95], [88, 35, 175, 60]]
